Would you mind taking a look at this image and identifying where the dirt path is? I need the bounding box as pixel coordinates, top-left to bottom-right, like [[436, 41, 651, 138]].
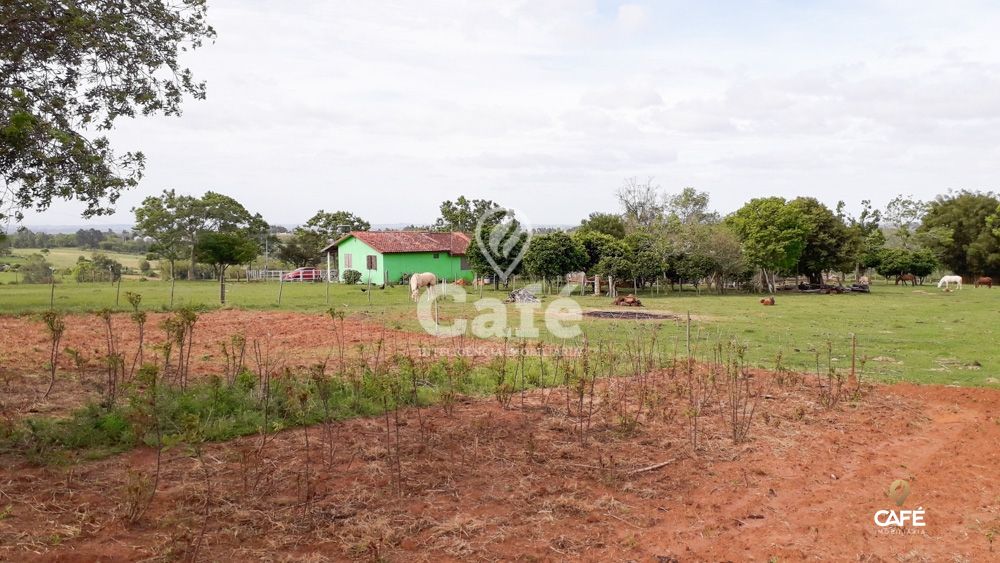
[[1, 377, 997, 561]]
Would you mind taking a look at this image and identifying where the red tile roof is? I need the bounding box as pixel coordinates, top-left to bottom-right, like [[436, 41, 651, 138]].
[[329, 231, 471, 256]]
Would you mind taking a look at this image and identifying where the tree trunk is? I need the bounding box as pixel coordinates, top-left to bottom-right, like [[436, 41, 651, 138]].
[[189, 241, 197, 281], [219, 267, 227, 304]]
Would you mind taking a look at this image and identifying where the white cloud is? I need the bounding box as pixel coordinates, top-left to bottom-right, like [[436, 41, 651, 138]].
[[615, 4, 647, 32], [17, 0, 1000, 227]]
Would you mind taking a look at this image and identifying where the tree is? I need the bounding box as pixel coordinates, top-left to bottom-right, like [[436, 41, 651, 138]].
[[434, 197, 499, 232], [75, 228, 105, 249], [788, 197, 853, 283], [195, 231, 259, 304], [20, 254, 53, 284], [573, 231, 628, 271], [727, 197, 807, 292], [874, 247, 912, 280], [884, 195, 928, 250], [577, 212, 627, 238], [594, 255, 633, 282], [624, 231, 667, 286], [522, 232, 587, 281], [466, 216, 527, 289], [134, 190, 266, 280], [287, 210, 370, 266], [617, 177, 663, 230], [1, 1, 215, 222], [302, 210, 369, 235], [918, 191, 1000, 278], [276, 238, 316, 268], [133, 189, 192, 280], [664, 187, 719, 225]]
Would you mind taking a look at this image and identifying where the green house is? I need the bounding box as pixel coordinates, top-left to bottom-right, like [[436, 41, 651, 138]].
[[323, 231, 474, 284]]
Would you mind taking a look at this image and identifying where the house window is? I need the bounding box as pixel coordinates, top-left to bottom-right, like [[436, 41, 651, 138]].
[[433, 253, 440, 259], [460, 257, 470, 270], [366, 255, 377, 270], [344, 253, 352, 268]]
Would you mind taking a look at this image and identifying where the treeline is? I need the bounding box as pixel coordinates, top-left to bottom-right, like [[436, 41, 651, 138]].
[[3, 228, 151, 253], [460, 182, 1000, 292]]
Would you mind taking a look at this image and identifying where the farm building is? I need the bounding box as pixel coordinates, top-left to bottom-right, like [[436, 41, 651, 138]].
[[322, 231, 474, 284]]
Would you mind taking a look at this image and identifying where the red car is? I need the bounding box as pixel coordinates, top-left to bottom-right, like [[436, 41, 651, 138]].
[[282, 267, 322, 282]]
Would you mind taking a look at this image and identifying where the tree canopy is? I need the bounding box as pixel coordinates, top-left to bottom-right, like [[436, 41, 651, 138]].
[[788, 197, 853, 283], [727, 197, 807, 291], [434, 196, 500, 232], [577, 212, 627, 239], [918, 190, 1000, 277], [523, 232, 587, 280], [195, 231, 259, 303], [133, 190, 266, 279], [1, 1, 215, 222]]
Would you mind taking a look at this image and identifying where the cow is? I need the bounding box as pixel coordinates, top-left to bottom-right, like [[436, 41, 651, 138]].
[[409, 272, 438, 301]]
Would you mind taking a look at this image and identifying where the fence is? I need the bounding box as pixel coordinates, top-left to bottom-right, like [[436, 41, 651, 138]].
[[246, 269, 337, 282]]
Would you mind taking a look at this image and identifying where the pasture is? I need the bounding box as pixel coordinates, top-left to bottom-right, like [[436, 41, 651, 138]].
[[0, 278, 996, 386]]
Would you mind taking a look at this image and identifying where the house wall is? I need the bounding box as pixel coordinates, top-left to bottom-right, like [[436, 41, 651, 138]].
[[336, 236, 474, 284], [337, 237, 384, 283], [384, 252, 473, 283]]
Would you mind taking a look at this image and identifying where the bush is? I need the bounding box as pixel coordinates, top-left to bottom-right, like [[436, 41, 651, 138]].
[[342, 269, 362, 284], [20, 254, 54, 284]]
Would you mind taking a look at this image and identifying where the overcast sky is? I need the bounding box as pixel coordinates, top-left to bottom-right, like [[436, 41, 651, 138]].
[[19, 0, 1000, 228]]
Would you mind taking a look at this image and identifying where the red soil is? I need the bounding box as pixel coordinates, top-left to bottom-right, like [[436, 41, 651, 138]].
[[0, 310, 505, 418], [1, 371, 998, 561]]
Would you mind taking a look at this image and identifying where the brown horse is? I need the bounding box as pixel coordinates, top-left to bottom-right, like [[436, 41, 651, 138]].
[[975, 276, 993, 288], [895, 274, 916, 286]]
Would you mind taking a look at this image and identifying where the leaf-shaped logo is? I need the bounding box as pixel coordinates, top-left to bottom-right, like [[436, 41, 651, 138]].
[[474, 207, 531, 282], [887, 479, 910, 507]]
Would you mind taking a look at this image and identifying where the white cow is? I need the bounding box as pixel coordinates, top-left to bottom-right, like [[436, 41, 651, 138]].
[[409, 272, 438, 301]]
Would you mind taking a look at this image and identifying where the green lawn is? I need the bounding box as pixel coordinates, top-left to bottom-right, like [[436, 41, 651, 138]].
[[0, 279, 997, 387]]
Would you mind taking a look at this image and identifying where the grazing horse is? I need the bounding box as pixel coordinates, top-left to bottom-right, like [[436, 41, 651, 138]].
[[409, 272, 438, 300], [895, 274, 916, 286], [975, 276, 993, 288], [937, 275, 963, 290]]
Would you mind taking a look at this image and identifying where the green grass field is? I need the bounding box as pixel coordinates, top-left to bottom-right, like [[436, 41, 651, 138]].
[[1, 247, 155, 270], [0, 279, 996, 387]]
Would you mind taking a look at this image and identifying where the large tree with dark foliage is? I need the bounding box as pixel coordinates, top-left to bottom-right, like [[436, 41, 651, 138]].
[[789, 197, 853, 284], [1, 1, 215, 222], [918, 191, 1000, 278]]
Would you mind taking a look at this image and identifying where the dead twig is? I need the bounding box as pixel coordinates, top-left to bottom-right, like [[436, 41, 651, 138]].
[[627, 458, 676, 475]]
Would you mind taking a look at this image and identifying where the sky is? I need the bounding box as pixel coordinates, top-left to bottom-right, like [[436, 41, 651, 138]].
[[18, 0, 1000, 228]]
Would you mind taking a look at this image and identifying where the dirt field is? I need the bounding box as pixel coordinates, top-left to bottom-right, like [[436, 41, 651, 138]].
[[1, 371, 998, 561], [1, 311, 999, 561], [0, 310, 506, 418]]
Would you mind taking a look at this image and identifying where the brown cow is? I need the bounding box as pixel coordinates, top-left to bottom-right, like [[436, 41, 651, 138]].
[[895, 274, 916, 286], [975, 276, 993, 288]]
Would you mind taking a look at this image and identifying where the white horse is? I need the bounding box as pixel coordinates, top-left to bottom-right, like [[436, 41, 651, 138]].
[[937, 275, 963, 290], [409, 272, 437, 300]]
